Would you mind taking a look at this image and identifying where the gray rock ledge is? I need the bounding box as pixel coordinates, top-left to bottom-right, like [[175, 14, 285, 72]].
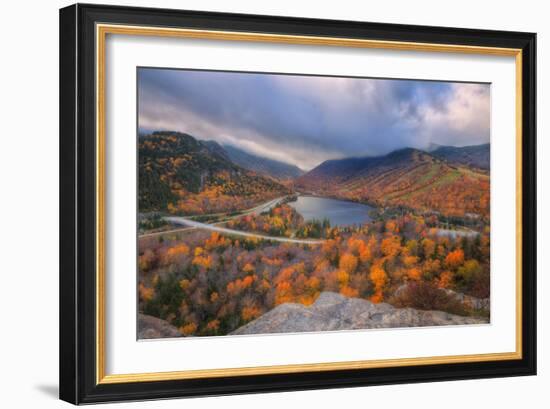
[[138, 313, 181, 339], [231, 291, 488, 335]]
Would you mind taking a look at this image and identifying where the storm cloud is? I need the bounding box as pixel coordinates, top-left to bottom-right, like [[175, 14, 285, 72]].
[[138, 68, 490, 170]]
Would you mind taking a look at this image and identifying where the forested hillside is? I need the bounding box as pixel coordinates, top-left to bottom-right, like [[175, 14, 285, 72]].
[[139, 132, 289, 215], [296, 148, 489, 218]]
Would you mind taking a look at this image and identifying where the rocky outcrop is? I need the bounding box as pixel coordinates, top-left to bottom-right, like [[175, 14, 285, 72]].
[[138, 313, 181, 339], [231, 292, 488, 335]]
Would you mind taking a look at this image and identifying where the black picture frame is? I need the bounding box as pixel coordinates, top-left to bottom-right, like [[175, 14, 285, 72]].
[[60, 3, 536, 404]]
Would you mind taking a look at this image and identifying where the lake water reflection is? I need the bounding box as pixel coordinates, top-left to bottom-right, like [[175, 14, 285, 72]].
[[288, 196, 374, 227]]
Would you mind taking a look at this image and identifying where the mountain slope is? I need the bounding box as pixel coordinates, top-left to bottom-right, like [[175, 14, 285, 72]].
[[296, 148, 489, 217], [221, 144, 304, 180], [139, 132, 289, 214], [201, 140, 231, 162], [431, 143, 489, 170]]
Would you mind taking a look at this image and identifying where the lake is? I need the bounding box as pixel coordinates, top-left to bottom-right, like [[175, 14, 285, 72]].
[[288, 196, 374, 227]]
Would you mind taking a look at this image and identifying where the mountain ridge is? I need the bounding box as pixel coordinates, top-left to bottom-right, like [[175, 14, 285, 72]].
[[296, 146, 489, 217], [305, 144, 489, 178], [221, 143, 305, 180], [430, 143, 489, 170]]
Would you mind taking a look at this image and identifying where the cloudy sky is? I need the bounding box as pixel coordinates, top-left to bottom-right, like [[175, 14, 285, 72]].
[[138, 68, 490, 170]]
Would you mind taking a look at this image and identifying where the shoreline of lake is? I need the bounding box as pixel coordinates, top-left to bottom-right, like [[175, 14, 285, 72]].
[[288, 195, 375, 227]]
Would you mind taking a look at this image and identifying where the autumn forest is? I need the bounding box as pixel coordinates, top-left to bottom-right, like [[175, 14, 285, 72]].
[[138, 131, 491, 338], [137, 69, 491, 338]]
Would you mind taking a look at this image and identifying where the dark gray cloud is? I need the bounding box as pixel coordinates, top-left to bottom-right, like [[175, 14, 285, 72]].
[[138, 68, 490, 170]]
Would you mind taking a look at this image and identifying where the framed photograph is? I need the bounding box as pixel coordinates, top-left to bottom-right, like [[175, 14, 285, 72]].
[[59, 3, 536, 404]]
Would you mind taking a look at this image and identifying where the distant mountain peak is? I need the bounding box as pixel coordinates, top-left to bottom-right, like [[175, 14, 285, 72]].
[[384, 147, 426, 160], [222, 143, 304, 180], [202, 139, 231, 161], [431, 143, 489, 170], [426, 142, 443, 152]]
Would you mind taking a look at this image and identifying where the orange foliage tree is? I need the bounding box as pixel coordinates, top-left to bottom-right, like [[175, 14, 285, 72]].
[[369, 263, 387, 303]]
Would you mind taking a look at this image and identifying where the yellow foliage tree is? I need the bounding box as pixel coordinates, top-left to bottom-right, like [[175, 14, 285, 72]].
[[369, 263, 387, 303], [437, 271, 454, 289], [422, 238, 436, 259], [242, 306, 262, 321], [242, 262, 255, 274], [336, 269, 350, 287], [445, 248, 465, 269], [339, 253, 358, 275], [340, 285, 359, 298], [179, 279, 190, 291], [138, 283, 154, 302], [179, 322, 197, 336], [381, 236, 401, 258], [407, 267, 422, 281], [275, 281, 293, 305]]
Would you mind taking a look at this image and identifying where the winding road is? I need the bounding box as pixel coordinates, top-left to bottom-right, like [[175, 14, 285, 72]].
[[241, 196, 288, 216], [164, 216, 324, 245], [139, 195, 324, 245]]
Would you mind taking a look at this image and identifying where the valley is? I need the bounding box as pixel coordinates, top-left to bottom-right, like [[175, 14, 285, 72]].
[[138, 131, 491, 338]]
